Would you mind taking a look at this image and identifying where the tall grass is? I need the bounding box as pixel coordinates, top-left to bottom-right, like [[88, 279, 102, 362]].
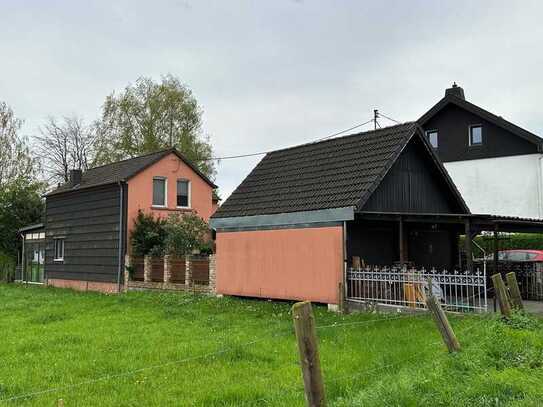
[[0, 284, 541, 406]]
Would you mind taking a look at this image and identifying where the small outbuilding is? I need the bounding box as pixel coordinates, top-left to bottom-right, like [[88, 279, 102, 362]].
[[211, 123, 468, 304], [211, 123, 543, 308]]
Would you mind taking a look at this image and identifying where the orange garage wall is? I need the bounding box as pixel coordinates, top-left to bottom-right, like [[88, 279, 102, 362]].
[[216, 226, 344, 304]]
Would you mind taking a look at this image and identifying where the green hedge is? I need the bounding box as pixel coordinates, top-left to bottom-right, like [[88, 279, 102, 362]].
[[461, 233, 543, 258]]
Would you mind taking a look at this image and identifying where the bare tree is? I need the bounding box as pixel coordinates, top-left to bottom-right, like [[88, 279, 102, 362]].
[[0, 102, 37, 188], [34, 116, 96, 184]]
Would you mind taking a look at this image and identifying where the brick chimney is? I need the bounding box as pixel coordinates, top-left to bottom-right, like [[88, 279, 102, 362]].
[[445, 82, 465, 100], [70, 169, 82, 186]]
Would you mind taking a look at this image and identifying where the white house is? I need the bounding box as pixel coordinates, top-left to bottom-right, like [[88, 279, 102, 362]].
[[419, 84, 543, 219]]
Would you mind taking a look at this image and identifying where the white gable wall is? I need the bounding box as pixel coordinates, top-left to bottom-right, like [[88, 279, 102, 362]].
[[444, 153, 543, 219]]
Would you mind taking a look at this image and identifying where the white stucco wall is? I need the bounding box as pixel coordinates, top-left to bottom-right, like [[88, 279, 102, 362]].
[[444, 153, 543, 219]]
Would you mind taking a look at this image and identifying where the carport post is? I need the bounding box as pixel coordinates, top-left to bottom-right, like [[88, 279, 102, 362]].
[[493, 225, 499, 276], [464, 219, 473, 272]]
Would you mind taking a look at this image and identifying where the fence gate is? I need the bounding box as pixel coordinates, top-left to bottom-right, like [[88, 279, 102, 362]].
[[346, 266, 487, 313]]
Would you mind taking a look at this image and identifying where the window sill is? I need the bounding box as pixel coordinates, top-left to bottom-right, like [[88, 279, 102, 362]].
[[151, 207, 194, 213], [53, 259, 64, 263]]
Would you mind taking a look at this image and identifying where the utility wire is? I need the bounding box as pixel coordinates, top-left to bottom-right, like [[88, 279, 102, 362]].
[[205, 118, 375, 162], [378, 112, 402, 124]]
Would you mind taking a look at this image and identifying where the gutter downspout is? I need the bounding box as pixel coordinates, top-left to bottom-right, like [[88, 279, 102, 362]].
[[21, 233, 25, 283], [342, 220, 348, 302], [538, 154, 543, 218], [116, 182, 124, 293]]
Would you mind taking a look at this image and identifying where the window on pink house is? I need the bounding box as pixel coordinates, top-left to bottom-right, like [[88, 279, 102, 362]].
[[177, 179, 190, 208]]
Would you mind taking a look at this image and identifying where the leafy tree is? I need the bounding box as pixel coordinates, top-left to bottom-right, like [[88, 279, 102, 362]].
[[0, 102, 44, 266], [0, 102, 38, 188], [164, 213, 209, 256], [130, 211, 167, 256], [34, 115, 96, 184], [94, 75, 215, 178], [0, 182, 44, 257]]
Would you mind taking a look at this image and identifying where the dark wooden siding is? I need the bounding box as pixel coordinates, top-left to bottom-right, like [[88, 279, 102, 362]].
[[362, 138, 461, 213], [422, 103, 538, 162], [347, 220, 396, 266], [45, 184, 121, 283], [347, 219, 458, 269]]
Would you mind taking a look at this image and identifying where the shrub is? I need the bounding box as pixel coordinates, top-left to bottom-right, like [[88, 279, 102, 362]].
[[0, 252, 15, 282], [164, 213, 209, 256], [130, 211, 166, 256]]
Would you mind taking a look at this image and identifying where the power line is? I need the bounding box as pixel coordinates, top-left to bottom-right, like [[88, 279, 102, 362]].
[[206, 118, 375, 162], [378, 112, 402, 124]]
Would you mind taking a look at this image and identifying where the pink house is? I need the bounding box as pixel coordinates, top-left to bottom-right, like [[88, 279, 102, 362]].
[[41, 148, 218, 293]]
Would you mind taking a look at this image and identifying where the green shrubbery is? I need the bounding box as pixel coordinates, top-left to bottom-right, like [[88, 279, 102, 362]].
[[461, 233, 543, 257], [0, 252, 15, 282], [130, 210, 210, 257]]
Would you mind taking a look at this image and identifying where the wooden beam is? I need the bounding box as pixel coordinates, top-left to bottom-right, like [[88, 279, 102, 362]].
[[398, 216, 405, 264], [491, 273, 512, 318], [464, 219, 473, 272], [506, 272, 524, 310], [426, 290, 461, 352]]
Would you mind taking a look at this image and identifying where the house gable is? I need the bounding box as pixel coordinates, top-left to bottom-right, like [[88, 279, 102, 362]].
[[126, 152, 215, 248], [419, 96, 542, 163], [361, 135, 466, 214]]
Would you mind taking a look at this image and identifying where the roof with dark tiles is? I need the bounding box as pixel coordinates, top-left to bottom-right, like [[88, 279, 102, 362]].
[[47, 148, 216, 196], [213, 122, 449, 218]]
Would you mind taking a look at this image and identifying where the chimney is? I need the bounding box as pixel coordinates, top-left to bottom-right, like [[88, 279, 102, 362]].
[[70, 169, 82, 186], [445, 82, 465, 100]]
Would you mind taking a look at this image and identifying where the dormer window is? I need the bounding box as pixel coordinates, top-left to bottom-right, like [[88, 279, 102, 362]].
[[426, 130, 438, 149], [469, 125, 483, 146]]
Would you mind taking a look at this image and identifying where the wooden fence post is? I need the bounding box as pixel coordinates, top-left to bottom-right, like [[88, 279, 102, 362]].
[[292, 301, 326, 407], [505, 272, 524, 310], [491, 273, 512, 318], [425, 291, 461, 353], [337, 282, 345, 314]]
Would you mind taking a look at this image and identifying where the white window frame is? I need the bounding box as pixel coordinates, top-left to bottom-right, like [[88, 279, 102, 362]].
[[152, 176, 167, 208], [425, 129, 438, 149], [468, 124, 483, 146], [54, 238, 64, 262], [176, 179, 191, 209]]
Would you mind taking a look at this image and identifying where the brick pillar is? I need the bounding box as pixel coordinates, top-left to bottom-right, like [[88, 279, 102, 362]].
[[164, 255, 171, 283], [185, 256, 192, 287], [124, 254, 131, 292], [144, 255, 152, 283], [208, 255, 216, 294]]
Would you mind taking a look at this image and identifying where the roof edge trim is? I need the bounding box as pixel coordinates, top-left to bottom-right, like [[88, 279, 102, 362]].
[[210, 207, 355, 230]]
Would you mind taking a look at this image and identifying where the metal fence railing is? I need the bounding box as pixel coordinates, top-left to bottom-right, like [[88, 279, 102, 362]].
[[346, 266, 487, 313]]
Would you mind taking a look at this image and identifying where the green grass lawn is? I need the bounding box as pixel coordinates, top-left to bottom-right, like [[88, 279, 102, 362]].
[[0, 284, 542, 406]]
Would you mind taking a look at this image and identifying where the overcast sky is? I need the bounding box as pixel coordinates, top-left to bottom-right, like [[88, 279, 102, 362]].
[[2, 0, 542, 199]]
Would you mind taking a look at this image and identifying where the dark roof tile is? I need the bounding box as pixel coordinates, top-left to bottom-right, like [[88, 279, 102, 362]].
[[47, 148, 216, 196], [213, 122, 419, 218]]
